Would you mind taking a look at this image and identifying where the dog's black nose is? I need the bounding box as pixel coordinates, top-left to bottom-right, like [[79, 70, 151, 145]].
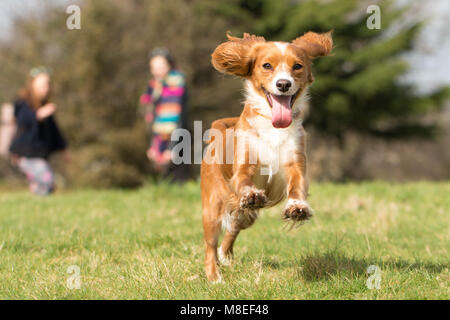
[[276, 79, 291, 93]]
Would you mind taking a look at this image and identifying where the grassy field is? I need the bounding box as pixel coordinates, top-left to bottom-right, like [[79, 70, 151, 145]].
[[0, 181, 448, 299]]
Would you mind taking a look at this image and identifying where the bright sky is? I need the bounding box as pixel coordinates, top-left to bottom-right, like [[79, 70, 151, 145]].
[[400, 0, 450, 93], [0, 0, 75, 38], [0, 0, 449, 93]]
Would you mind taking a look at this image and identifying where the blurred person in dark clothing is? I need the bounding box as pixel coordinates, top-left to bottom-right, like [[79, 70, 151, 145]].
[[9, 67, 68, 195]]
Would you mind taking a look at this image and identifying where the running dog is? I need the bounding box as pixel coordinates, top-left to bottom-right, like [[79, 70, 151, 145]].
[[201, 31, 333, 282]]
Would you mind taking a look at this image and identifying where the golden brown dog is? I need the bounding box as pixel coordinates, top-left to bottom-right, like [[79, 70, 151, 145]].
[[201, 31, 333, 282]]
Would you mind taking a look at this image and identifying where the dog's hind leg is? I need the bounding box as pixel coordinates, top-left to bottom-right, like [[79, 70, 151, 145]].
[[202, 206, 223, 283], [219, 208, 258, 267], [218, 229, 240, 266]]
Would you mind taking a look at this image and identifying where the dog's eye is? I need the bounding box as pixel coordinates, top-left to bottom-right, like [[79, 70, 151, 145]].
[[262, 63, 272, 70], [293, 63, 303, 70]]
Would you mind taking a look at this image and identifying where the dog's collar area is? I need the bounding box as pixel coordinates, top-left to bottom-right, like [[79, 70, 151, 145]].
[[253, 110, 272, 120]]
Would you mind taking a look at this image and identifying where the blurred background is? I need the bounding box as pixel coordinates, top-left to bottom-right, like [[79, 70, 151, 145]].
[[0, 0, 449, 189]]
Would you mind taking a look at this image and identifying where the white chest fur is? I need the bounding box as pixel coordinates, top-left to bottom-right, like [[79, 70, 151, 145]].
[[240, 81, 309, 204], [246, 115, 304, 171], [244, 80, 308, 176], [244, 117, 304, 205]]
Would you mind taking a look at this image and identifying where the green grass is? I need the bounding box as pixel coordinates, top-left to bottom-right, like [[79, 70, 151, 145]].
[[0, 181, 448, 299]]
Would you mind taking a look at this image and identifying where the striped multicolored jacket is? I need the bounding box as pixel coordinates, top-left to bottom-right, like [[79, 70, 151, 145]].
[[140, 70, 187, 163]]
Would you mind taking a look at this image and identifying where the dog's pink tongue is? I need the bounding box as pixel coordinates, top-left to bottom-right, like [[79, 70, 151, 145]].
[[271, 94, 292, 128]]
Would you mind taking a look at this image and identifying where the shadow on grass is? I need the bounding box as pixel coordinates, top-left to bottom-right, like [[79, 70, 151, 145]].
[[260, 252, 448, 282]]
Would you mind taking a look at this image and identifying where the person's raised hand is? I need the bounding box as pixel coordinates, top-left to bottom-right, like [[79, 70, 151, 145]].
[[36, 103, 56, 120], [161, 150, 172, 164]]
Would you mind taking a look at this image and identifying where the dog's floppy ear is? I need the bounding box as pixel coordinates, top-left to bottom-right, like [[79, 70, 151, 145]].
[[211, 32, 265, 77], [292, 31, 333, 58]]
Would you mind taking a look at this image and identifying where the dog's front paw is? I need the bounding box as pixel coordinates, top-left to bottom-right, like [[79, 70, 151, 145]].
[[239, 187, 267, 209], [218, 246, 233, 267], [284, 199, 313, 222]]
